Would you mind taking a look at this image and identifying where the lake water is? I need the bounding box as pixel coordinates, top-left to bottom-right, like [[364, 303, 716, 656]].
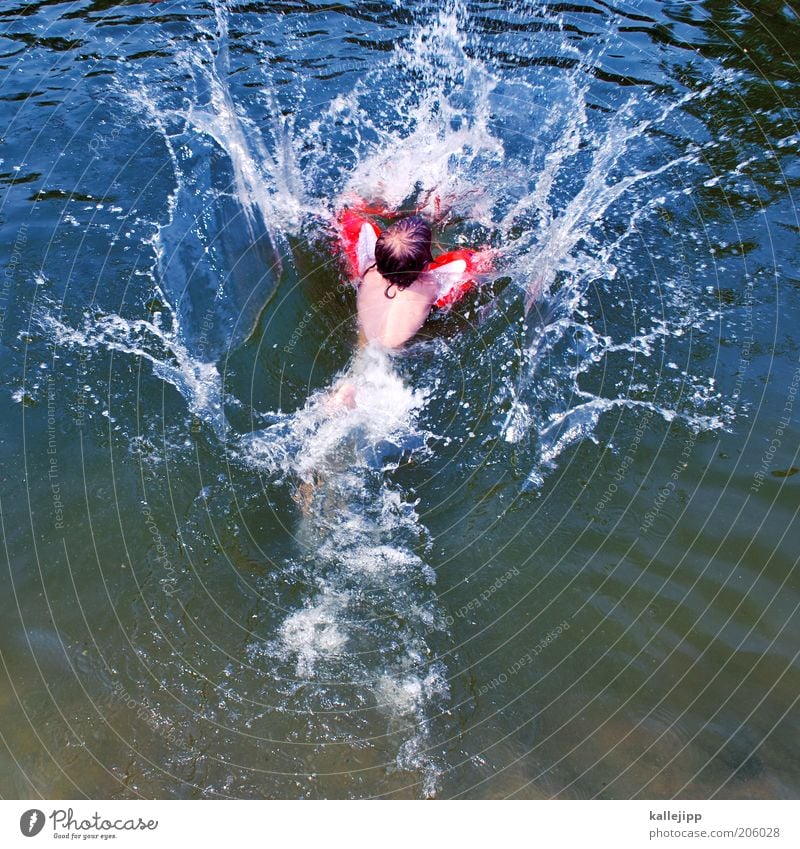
[[1, 0, 798, 799]]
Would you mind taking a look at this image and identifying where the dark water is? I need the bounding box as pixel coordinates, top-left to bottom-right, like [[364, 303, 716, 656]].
[[1, 0, 798, 799]]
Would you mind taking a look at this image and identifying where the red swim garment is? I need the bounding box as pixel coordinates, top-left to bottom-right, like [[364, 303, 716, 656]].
[[334, 203, 492, 310]]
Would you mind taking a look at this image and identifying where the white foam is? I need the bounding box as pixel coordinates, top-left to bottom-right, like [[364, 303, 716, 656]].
[[277, 590, 349, 678], [339, 3, 503, 217], [241, 344, 429, 482]]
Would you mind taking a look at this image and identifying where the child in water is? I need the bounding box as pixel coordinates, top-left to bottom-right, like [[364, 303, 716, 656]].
[[328, 211, 487, 408], [355, 215, 440, 349], [294, 211, 483, 507]]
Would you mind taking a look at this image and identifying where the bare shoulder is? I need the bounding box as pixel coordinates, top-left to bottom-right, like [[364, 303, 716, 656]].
[[407, 270, 439, 298], [360, 268, 435, 302], [362, 267, 383, 286], [414, 269, 440, 289]]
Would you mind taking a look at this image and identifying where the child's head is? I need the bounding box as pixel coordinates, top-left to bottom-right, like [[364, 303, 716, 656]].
[[375, 216, 433, 288]]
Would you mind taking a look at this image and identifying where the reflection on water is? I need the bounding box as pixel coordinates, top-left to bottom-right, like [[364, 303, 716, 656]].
[[0, 0, 798, 798]]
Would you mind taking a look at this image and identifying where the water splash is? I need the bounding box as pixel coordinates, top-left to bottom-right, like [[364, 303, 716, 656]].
[[34, 0, 310, 436], [240, 344, 430, 480], [124, 2, 296, 364], [335, 2, 503, 220], [240, 346, 449, 795], [37, 306, 229, 437], [290, 0, 730, 485]]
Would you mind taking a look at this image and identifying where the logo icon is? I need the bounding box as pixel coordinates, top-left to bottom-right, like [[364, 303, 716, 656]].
[[20, 810, 45, 837]]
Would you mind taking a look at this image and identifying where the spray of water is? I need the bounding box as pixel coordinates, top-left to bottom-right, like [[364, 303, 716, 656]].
[[33, 0, 732, 794], [286, 1, 728, 479]]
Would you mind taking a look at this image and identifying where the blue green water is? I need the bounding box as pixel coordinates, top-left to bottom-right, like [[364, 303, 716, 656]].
[[1, 0, 798, 798]]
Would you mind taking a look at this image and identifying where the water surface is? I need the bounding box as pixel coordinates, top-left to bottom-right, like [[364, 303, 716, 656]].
[[0, 0, 798, 798]]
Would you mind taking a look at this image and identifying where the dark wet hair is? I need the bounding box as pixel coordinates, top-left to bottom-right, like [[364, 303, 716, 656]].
[[374, 216, 433, 294]]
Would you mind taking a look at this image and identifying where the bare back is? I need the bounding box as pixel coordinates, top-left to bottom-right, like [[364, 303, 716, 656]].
[[356, 268, 438, 349]]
